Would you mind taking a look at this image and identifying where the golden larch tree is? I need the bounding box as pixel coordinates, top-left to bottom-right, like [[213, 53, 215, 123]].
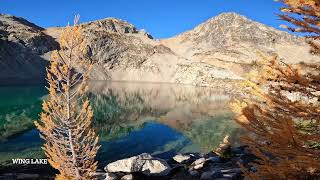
[[35, 17, 100, 180], [231, 58, 320, 179], [231, 0, 320, 179]]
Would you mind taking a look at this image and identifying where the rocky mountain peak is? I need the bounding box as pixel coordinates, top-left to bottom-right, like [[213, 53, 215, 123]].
[[0, 14, 58, 54], [206, 12, 249, 24], [83, 18, 138, 34], [82, 18, 153, 39], [0, 14, 44, 32], [161, 12, 318, 76], [174, 12, 301, 48], [0, 14, 58, 84], [1, 13, 318, 86]]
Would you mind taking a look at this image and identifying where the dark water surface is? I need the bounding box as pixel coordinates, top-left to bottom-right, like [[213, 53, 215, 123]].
[[0, 81, 242, 174]]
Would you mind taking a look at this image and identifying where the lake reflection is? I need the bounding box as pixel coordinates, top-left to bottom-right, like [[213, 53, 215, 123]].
[[0, 81, 242, 172], [89, 81, 241, 163]]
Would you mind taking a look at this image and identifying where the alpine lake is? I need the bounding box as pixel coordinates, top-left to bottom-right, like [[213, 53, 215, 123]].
[[0, 81, 243, 176]]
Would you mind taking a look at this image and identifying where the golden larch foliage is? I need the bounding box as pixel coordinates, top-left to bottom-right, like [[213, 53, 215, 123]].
[[231, 57, 320, 179], [34, 17, 100, 180], [277, 0, 320, 54], [230, 1, 320, 178]]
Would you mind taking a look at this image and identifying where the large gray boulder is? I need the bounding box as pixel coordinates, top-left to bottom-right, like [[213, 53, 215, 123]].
[[104, 153, 171, 176]]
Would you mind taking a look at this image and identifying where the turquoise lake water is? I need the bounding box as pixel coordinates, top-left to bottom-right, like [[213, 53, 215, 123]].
[[0, 81, 242, 174]]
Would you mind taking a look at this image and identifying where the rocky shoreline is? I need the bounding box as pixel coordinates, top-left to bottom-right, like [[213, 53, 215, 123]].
[[96, 146, 255, 180], [0, 146, 255, 180]]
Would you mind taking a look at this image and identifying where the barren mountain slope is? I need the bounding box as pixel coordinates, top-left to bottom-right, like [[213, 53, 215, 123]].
[[0, 14, 58, 84], [1, 13, 318, 86], [161, 12, 320, 76], [45, 18, 241, 86]]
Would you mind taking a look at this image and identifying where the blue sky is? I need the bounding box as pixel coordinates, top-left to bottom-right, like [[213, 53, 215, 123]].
[[0, 0, 286, 39]]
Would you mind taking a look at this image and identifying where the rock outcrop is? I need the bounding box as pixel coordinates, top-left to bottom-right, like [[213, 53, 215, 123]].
[[1, 12, 319, 86], [0, 14, 58, 84]]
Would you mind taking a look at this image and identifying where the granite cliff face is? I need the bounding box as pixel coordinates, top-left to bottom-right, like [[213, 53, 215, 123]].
[[0, 14, 58, 84], [0, 13, 318, 86]]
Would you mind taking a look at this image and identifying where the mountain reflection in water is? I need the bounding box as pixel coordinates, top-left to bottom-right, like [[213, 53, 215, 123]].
[[89, 81, 242, 163], [0, 81, 242, 171]]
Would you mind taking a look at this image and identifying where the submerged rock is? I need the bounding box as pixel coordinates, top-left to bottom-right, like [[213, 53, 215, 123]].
[[104, 153, 171, 176]]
